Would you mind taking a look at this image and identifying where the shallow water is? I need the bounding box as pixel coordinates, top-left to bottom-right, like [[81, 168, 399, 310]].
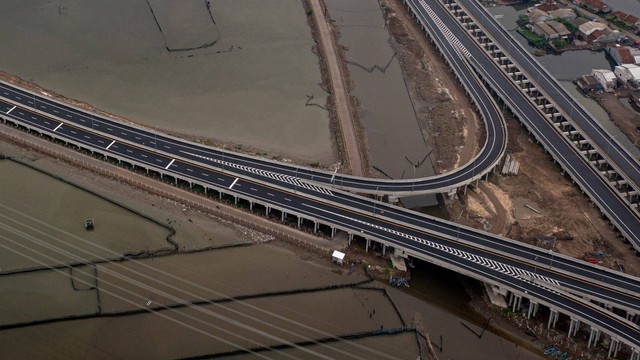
[[0, 0, 333, 163], [325, 0, 436, 182], [0, 160, 170, 271], [0, 286, 405, 359]]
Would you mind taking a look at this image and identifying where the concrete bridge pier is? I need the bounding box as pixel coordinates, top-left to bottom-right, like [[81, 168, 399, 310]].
[[382, 244, 387, 256], [509, 293, 522, 312], [527, 301, 539, 318], [366, 238, 371, 252], [609, 338, 621, 358], [313, 222, 318, 234], [630, 348, 640, 360], [547, 309, 559, 329], [588, 327, 601, 348], [265, 206, 270, 217], [331, 227, 336, 238], [626, 312, 637, 323], [568, 318, 580, 338], [281, 211, 286, 223], [297, 216, 302, 228], [348, 233, 354, 246]]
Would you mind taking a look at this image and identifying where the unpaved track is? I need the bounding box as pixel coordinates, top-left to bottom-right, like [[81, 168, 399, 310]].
[[309, 0, 365, 176]]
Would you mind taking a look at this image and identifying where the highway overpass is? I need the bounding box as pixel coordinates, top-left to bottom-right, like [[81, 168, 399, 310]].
[[1, 0, 639, 356]]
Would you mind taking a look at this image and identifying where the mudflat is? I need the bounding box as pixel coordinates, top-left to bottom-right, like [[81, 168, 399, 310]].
[[0, 0, 334, 163]]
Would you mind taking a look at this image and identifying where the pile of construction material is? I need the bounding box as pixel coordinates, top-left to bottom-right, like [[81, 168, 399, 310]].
[[501, 154, 520, 176]]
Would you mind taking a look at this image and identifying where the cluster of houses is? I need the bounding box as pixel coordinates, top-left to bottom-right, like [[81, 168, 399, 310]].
[[577, 65, 640, 93], [522, 0, 640, 48]]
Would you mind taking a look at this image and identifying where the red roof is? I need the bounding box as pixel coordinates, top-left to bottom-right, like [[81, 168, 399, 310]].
[[583, 0, 607, 11], [538, 2, 561, 12], [587, 29, 603, 42], [610, 11, 638, 25], [616, 47, 636, 64], [624, 14, 639, 25]]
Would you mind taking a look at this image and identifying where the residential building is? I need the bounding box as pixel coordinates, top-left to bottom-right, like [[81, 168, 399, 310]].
[[608, 46, 640, 65], [576, 74, 603, 93], [614, 64, 640, 87], [580, 0, 612, 14], [591, 69, 617, 91], [578, 21, 607, 39], [549, 9, 578, 21], [529, 9, 552, 23], [533, 21, 570, 40], [609, 11, 640, 27], [537, 0, 561, 12]]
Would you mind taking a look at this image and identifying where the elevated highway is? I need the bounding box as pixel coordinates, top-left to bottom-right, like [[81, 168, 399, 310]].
[[424, 0, 640, 256], [1, 0, 640, 356]]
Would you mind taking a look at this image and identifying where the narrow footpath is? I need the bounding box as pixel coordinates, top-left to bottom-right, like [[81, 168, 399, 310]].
[[309, 0, 366, 176]]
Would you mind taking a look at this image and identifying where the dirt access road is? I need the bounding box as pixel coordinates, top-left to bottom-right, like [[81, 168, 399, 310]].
[[308, 0, 366, 176]]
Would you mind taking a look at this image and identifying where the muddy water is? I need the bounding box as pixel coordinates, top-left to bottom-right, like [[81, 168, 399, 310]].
[[0, 266, 97, 325], [228, 332, 419, 360], [0, 0, 333, 163], [0, 287, 405, 359], [97, 244, 368, 313], [0, 160, 170, 271], [325, 0, 437, 182], [390, 261, 542, 360]]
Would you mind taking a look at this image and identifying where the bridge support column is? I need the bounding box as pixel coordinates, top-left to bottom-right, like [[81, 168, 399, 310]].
[[234, 196, 238, 205], [266, 206, 270, 217], [348, 233, 353, 246], [630, 348, 640, 360], [313, 222, 318, 234], [366, 239, 371, 252], [382, 244, 387, 256], [609, 338, 621, 358], [568, 318, 580, 338], [331, 227, 336, 238], [626, 312, 636, 322], [281, 212, 286, 223], [249, 202, 253, 211], [587, 328, 600, 348], [547, 309, 559, 329], [511, 294, 521, 312], [527, 301, 538, 318]]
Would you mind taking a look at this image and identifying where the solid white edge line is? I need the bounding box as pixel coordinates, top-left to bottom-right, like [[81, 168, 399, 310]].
[[165, 159, 175, 170], [229, 178, 239, 189]]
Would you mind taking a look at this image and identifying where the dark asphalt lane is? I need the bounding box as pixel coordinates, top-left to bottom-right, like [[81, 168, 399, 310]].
[[458, 0, 640, 193]]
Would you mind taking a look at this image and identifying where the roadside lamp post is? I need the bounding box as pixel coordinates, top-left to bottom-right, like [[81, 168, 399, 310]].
[[150, 124, 159, 151]]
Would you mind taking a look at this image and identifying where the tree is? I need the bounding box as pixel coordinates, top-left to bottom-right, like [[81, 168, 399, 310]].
[[553, 38, 567, 48]]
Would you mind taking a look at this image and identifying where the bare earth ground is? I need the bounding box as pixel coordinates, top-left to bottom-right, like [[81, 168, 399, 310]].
[[597, 91, 640, 150], [442, 114, 640, 359], [383, 0, 483, 173], [446, 114, 640, 276]]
